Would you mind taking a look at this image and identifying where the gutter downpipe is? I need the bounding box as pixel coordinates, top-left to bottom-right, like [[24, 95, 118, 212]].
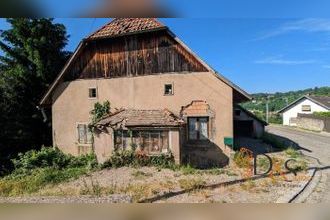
[[37, 106, 47, 123]]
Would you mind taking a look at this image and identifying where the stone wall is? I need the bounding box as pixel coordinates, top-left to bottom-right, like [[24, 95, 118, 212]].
[[296, 114, 330, 132]]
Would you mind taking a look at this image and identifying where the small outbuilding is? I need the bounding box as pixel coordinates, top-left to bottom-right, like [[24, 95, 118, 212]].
[[234, 105, 268, 138]]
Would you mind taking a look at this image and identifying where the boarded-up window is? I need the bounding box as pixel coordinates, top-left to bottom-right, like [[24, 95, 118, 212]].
[[188, 117, 209, 141], [302, 105, 311, 112], [77, 124, 93, 144]]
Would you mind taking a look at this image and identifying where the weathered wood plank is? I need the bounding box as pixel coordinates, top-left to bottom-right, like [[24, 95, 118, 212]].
[[65, 31, 207, 81]]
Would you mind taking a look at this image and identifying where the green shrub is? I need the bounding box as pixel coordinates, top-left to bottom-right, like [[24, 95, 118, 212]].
[[0, 147, 99, 196], [90, 101, 111, 124], [101, 150, 176, 169], [285, 147, 301, 159], [313, 111, 330, 118], [11, 147, 98, 174]]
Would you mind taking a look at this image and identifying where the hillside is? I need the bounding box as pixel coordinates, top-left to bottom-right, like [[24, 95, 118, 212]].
[[241, 86, 330, 123]]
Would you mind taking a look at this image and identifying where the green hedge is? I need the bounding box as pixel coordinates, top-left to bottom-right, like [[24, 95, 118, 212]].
[[313, 112, 330, 118]]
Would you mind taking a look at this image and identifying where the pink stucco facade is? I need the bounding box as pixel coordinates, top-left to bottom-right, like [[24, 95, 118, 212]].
[[52, 72, 234, 166]]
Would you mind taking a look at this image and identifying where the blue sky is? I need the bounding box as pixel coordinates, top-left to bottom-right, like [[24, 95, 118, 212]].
[[25, 0, 330, 18], [1, 18, 330, 93]]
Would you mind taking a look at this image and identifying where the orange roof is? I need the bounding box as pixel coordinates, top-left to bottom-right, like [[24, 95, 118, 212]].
[[96, 109, 184, 128], [88, 18, 166, 40]]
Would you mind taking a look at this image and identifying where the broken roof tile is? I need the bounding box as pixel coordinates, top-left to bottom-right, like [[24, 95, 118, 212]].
[[88, 18, 166, 40]]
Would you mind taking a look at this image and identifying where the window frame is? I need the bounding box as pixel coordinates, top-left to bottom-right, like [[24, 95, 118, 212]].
[[88, 87, 98, 99], [164, 83, 174, 96], [187, 117, 210, 142], [114, 129, 169, 155], [301, 105, 311, 112], [77, 123, 93, 145]]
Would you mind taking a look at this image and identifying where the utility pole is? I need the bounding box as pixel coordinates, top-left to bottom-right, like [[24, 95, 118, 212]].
[[266, 98, 269, 123], [266, 95, 273, 123]]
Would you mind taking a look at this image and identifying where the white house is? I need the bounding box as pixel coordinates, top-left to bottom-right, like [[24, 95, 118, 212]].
[[278, 95, 330, 126]]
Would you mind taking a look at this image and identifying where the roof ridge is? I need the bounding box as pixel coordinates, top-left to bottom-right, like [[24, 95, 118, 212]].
[[87, 18, 166, 40]]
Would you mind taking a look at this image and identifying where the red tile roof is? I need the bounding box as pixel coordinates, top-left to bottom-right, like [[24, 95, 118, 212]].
[[87, 18, 166, 40], [96, 109, 184, 128]]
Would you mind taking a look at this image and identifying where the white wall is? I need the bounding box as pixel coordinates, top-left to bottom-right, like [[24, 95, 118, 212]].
[[282, 98, 329, 126]]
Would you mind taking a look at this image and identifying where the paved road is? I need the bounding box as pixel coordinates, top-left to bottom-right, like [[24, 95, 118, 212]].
[[266, 125, 330, 203]]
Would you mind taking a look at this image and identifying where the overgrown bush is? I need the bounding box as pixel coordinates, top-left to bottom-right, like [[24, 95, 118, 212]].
[[11, 147, 98, 174], [233, 151, 252, 168], [0, 147, 98, 196], [101, 150, 176, 169]]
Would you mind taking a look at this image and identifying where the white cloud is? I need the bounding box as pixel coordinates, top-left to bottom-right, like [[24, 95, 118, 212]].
[[322, 65, 330, 69], [256, 18, 330, 40], [255, 56, 316, 65]]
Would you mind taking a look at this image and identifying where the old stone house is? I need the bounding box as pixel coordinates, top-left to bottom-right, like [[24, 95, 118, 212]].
[[40, 18, 253, 167]]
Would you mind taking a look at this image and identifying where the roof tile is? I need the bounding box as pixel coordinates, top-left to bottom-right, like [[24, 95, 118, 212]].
[[88, 18, 165, 40], [96, 109, 183, 128]]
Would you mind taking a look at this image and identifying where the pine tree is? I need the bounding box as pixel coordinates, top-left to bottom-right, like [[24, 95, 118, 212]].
[[0, 19, 71, 168]]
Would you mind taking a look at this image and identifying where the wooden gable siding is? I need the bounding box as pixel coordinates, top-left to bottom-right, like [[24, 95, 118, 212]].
[[64, 31, 207, 81]]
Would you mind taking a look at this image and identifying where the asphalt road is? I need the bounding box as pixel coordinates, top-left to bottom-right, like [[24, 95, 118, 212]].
[[267, 125, 330, 203]]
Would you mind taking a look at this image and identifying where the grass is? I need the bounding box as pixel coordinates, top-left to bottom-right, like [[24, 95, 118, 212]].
[[0, 167, 88, 197], [240, 180, 256, 191], [256, 156, 271, 174], [131, 170, 153, 179], [178, 177, 205, 191], [285, 147, 301, 159]]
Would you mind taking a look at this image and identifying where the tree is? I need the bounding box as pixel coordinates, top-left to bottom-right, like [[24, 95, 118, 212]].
[[0, 19, 71, 173]]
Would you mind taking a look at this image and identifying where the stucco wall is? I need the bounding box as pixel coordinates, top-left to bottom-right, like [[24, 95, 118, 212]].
[[52, 72, 233, 163], [295, 114, 330, 132], [282, 99, 328, 126], [296, 116, 324, 132]]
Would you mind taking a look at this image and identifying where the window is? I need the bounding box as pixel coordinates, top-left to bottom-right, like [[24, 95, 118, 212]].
[[164, 84, 173, 95], [302, 105, 311, 112], [114, 130, 131, 150], [235, 110, 241, 116], [89, 88, 97, 98], [114, 130, 169, 154], [77, 124, 93, 144], [188, 117, 209, 141]]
